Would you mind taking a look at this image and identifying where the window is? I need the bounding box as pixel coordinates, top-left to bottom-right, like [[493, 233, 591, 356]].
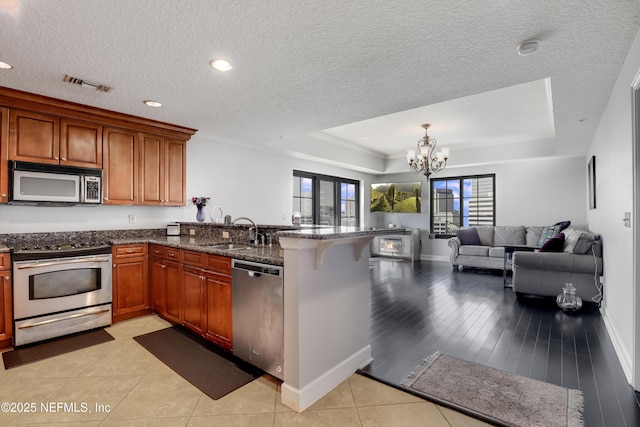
[[293, 171, 360, 226], [430, 174, 495, 237]]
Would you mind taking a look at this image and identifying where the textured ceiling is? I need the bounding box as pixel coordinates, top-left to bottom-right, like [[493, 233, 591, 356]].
[[1, 1, 639, 173]]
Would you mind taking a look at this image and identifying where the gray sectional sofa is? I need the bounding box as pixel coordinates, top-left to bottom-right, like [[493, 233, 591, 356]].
[[448, 225, 603, 302]]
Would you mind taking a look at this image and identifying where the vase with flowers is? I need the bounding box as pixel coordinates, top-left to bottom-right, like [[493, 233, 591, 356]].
[[191, 196, 210, 222]]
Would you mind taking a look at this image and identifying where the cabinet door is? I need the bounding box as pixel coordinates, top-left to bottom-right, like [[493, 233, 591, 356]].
[[150, 257, 167, 315], [60, 119, 102, 168], [183, 267, 206, 335], [112, 257, 149, 321], [9, 109, 59, 164], [0, 270, 12, 347], [0, 107, 8, 203], [103, 127, 138, 205], [139, 133, 164, 205], [164, 261, 182, 324], [204, 272, 232, 350], [164, 138, 186, 206]]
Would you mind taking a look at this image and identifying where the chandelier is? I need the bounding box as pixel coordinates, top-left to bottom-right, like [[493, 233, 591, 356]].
[[406, 123, 449, 178]]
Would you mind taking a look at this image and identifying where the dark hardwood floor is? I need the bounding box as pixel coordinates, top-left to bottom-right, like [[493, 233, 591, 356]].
[[360, 258, 640, 427]]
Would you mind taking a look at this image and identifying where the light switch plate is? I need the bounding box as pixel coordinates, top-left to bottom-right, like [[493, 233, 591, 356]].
[[223, 231, 230, 239], [189, 229, 195, 236]]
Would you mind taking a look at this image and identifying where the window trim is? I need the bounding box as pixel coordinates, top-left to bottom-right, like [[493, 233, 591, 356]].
[[429, 173, 495, 238], [293, 170, 360, 226]]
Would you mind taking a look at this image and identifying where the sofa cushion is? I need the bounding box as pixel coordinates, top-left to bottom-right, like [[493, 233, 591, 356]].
[[459, 245, 490, 257], [538, 224, 563, 246], [488, 247, 505, 258], [539, 232, 565, 252], [563, 229, 596, 254], [494, 226, 526, 246], [526, 226, 544, 246], [473, 226, 495, 246], [456, 228, 482, 245]]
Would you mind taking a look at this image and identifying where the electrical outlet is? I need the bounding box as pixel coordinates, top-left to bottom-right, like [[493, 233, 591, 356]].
[[128, 214, 135, 224], [189, 229, 195, 236], [223, 231, 230, 239]]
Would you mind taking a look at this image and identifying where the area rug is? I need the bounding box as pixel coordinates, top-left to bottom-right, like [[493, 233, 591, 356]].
[[401, 352, 584, 427], [3, 328, 114, 369], [133, 326, 261, 400]]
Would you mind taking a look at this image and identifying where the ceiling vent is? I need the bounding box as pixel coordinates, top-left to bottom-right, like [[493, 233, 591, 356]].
[[63, 74, 112, 92]]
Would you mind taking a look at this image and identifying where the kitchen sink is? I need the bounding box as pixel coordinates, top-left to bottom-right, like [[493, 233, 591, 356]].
[[207, 244, 251, 251]]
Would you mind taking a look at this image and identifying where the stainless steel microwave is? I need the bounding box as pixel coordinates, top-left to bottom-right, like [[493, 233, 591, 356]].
[[9, 161, 102, 205]]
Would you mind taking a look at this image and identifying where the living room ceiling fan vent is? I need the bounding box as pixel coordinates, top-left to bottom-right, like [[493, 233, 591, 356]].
[[63, 74, 112, 92]]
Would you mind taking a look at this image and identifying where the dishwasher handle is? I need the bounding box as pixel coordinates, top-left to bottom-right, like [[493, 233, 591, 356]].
[[248, 271, 262, 278]]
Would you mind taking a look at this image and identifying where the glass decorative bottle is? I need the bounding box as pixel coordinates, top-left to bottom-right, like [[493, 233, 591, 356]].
[[556, 282, 582, 312], [196, 206, 205, 222]]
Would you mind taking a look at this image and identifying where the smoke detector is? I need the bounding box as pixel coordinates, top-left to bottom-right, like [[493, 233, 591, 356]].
[[517, 39, 540, 56], [63, 74, 112, 92]]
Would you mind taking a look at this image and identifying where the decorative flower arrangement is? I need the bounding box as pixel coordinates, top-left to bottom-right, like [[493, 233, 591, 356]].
[[191, 196, 210, 208]]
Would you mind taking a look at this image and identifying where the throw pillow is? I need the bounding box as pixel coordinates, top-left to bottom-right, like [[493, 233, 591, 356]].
[[456, 228, 482, 246], [537, 225, 563, 246], [554, 220, 571, 232], [563, 229, 596, 254], [539, 233, 565, 252]]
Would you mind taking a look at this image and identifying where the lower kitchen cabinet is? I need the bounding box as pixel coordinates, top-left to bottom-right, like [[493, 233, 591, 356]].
[[0, 253, 12, 348], [112, 245, 151, 323], [183, 266, 206, 335], [150, 245, 182, 324], [204, 269, 233, 350]]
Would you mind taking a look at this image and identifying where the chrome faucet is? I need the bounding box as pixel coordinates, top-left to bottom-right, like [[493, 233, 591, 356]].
[[231, 217, 258, 245]]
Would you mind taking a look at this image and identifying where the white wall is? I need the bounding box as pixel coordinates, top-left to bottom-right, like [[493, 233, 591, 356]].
[[586, 25, 640, 383], [0, 137, 376, 234], [372, 155, 588, 259]]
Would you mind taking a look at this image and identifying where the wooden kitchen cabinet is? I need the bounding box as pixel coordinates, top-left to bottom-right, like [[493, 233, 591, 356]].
[[0, 253, 12, 349], [8, 110, 102, 168], [0, 107, 9, 203], [112, 244, 151, 323], [204, 268, 233, 350], [139, 133, 186, 206], [9, 109, 59, 164], [103, 127, 138, 205], [150, 245, 182, 324], [183, 266, 206, 335]]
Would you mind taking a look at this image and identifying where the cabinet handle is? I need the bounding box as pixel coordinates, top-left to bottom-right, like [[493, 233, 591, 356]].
[[61, 157, 66, 161], [104, 197, 109, 200], [4, 276, 9, 281], [1, 194, 5, 199], [113, 264, 116, 268], [168, 252, 176, 257], [126, 249, 136, 253], [154, 250, 161, 254], [54, 156, 59, 160], [161, 264, 166, 269]]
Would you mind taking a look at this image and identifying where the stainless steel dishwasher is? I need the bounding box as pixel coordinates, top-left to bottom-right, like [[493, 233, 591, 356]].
[[232, 259, 284, 379]]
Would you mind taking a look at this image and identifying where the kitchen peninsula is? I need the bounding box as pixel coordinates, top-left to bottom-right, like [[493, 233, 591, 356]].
[[1, 225, 401, 412]]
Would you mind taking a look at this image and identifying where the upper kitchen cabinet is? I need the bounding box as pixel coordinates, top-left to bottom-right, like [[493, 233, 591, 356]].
[[0, 108, 8, 203], [139, 134, 186, 206], [8, 110, 102, 168], [103, 127, 138, 205]]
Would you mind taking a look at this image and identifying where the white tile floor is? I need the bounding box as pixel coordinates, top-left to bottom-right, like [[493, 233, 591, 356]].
[[0, 315, 489, 426]]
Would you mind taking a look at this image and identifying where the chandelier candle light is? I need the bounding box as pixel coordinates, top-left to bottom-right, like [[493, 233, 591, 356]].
[[406, 123, 449, 179]]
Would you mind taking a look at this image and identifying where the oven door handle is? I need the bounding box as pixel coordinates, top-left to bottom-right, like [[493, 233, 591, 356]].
[[17, 307, 111, 329], [15, 257, 111, 270]]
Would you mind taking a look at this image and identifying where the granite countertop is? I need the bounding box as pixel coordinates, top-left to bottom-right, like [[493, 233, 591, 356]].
[[110, 235, 284, 266], [277, 226, 405, 240]]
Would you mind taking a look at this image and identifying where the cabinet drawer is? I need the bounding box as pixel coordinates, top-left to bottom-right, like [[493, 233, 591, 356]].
[[149, 244, 166, 258], [0, 253, 10, 271], [182, 250, 204, 267], [113, 244, 147, 259], [205, 255, 232, 275]]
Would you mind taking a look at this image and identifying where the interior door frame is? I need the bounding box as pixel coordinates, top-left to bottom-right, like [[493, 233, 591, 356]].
[[631, 72, 640, 390]]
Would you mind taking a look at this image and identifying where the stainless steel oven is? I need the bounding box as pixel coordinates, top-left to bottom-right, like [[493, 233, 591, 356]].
[[13, 247, 112, 346]]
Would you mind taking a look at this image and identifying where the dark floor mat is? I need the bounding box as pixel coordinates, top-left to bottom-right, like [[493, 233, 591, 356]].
[[2, 328, 114, 369], [133, 325, 261, 400]]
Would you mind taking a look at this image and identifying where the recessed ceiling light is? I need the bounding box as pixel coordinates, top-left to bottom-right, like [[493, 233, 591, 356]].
[[210, 59, 233, 72], [144, 100, 163, 108], [0, 61, 13, 69], [517, 39, 540, 56]]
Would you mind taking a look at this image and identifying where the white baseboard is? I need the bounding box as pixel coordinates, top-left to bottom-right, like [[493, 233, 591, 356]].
[[600, 305, 633, 384], [281, 345, 372, 412], [420, 254, 449, 262]]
